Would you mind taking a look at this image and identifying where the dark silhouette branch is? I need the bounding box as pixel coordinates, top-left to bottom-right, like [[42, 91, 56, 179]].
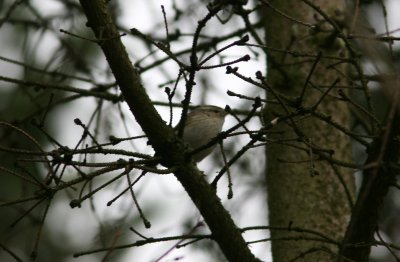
[[78, 0, 259, 261], [340, 89, 400, 261]]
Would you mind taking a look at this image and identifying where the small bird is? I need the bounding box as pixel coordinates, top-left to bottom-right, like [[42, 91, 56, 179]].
[[142, 105, 228, 173], [180, 105, 228, 162]]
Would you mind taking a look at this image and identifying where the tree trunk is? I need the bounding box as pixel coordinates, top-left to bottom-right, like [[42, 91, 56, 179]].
[[262, 1, 356, 261]]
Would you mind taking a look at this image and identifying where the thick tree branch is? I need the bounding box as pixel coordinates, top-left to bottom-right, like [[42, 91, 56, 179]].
[[78, 0, 259, 261], [340, 98, 400, 262]]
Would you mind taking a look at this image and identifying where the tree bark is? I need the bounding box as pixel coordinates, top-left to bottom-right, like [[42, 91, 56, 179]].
[[262, 1, 355, 261]]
